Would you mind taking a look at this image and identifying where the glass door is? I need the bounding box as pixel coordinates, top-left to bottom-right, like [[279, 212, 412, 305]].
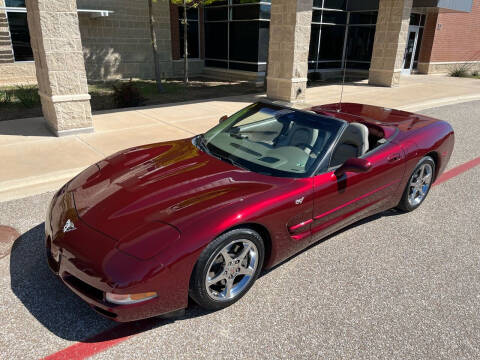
[[402, 26, 419, 75]]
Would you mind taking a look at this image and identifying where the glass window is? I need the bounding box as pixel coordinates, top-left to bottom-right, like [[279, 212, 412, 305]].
[[204, 1, 271, 71], [309, 25, 321, 61], [232, 4, 260, 20], [410, 13, 421, 26], [318, 25, 345, 61], [229, 21, 259, 62], [346, 26, 375, 62], [349, 11, 377, 25], [202, 102, 344, 177], [312, 10, 322, 23], [178, 8, 199, 58], [205, 7, 228, 21], [5, 0, 25, 6], [6, 12, 33, 61], [258, 21, 269, 62], [322, 10, 347, 24], [324, 0, 347, 10], [205, 22, 228, 59], [317, 61, 342, 69]]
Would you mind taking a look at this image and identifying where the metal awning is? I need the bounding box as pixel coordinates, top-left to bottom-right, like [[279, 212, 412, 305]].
[[0, 7, 114, 18]]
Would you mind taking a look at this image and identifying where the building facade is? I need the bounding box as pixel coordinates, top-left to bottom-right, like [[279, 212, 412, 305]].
[[0, 0, 478, 88]]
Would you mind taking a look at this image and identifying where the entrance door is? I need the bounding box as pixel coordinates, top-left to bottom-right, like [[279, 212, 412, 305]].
[[402, 26, 420, 75]]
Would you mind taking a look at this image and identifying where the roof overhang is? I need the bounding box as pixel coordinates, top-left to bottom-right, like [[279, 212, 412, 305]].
[[412, 0, 473, 12], [346, 0, 473, 12], [0, 7, 114, 18]]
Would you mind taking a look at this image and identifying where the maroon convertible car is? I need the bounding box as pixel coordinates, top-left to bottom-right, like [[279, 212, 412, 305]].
[[46, 101, 454, 321]]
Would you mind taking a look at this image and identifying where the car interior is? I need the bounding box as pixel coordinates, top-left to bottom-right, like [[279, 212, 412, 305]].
[[206, 107, 388, 176]]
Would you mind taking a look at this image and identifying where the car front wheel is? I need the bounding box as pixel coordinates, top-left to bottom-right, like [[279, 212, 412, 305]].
[[189, 228, 264, 311]]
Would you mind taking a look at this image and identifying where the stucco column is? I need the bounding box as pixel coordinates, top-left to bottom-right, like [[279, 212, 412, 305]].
[[369, 0, 413, 87], [266, 0, 313, 103], [26, 0, 93, 136]]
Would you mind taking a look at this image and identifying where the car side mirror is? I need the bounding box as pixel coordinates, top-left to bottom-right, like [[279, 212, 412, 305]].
[[219, 115, 228, 123], [334, 158, 372, 177]]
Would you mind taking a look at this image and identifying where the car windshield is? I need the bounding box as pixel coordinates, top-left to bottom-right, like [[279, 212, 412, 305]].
[[201, 102, 345, 177]]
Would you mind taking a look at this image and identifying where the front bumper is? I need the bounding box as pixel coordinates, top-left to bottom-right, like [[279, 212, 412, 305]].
[[45, 189, 186, 322]]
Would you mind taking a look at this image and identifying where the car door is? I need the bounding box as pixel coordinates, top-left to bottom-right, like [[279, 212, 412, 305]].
[[309, 141, 406, 243]]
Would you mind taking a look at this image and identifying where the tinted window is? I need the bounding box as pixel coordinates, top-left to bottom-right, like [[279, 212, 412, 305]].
[[318, 25, 345, 61], [6, 0, 25, 6], [205, 22, 228, 59], [6, 12, 33, 61], [229, 22, 259, 62], [324, 0, 347, 10], [346, 26, 375, 62]]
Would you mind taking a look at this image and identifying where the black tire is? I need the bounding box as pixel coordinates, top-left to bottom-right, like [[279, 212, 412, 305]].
[[396, 156, 436, 212], [189, 228, 265, 311]]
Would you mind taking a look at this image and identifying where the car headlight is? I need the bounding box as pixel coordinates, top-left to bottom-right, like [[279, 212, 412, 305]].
[[105, 291, 157, 305]]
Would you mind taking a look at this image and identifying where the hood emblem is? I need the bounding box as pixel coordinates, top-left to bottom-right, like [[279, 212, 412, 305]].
[[63, 219, 76, 233]]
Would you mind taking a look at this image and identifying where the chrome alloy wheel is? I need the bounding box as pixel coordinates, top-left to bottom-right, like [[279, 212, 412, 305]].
[[408, 163, 433, 207], [205, 239, 258, 301]]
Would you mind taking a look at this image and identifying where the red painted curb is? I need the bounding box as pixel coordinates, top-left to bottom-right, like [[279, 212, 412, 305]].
[[41, 155, 480, 360]]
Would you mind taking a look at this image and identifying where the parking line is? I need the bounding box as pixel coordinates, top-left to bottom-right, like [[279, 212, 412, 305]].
[[433, 156, 480, 187], [41, 155, 480, 360], [41, 320, 158, 360]]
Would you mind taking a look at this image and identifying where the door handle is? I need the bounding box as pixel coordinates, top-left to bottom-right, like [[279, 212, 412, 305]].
[[387, 153, 401, 162]]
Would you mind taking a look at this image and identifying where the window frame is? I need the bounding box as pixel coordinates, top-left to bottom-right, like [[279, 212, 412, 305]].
[[203, 1, 271, 71]]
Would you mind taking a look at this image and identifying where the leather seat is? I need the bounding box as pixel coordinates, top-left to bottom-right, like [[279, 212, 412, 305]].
[[330, 122, 369, 167], [275, 123, 319, 154]]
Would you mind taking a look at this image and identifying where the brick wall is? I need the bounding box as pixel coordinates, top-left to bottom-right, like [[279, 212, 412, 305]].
[[418, 0, 480, 73], [431, 0, 480, 62]]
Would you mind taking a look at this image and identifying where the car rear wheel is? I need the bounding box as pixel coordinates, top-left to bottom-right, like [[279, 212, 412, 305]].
[[397, 156, 435, 212], [189, 228, 264, 311]]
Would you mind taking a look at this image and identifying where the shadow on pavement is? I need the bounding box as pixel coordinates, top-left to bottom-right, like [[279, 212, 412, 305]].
[[9, 223, 211, 342], [10, 209, 402, 342]]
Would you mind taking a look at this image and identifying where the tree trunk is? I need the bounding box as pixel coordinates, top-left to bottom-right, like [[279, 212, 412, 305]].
[[148, 0, 163, 93], [183, 0, 188, 86]]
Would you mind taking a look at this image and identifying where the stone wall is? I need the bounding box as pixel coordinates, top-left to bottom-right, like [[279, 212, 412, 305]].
[[0, 62, 36, 86], [369, 0, 413, 87], [266, 0, 313, 103], [77, 0, 203, 81], [77, 0, 172, 80]]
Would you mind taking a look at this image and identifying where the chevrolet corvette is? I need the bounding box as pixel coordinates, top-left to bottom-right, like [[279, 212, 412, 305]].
[[45, 101, 454, 321]]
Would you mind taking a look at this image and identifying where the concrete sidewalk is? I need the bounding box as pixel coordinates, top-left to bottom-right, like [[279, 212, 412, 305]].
[[0, 74, 479, 202]]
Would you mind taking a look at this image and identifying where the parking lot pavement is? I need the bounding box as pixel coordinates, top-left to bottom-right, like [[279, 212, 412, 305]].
[[0, 101, 479, 360]]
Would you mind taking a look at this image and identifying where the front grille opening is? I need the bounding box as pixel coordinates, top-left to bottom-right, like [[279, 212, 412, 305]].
[[45, 236, 60, 273], [62, 272, 104, 302], [93, 306, 117, 319]]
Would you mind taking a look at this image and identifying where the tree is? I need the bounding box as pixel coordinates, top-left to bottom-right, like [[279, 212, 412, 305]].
[[171, 0, 219, 86], [148, 0, 164, 92]]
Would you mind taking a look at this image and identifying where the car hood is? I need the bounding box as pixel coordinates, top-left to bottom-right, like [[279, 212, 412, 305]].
[[69, 138, 288, 255]]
